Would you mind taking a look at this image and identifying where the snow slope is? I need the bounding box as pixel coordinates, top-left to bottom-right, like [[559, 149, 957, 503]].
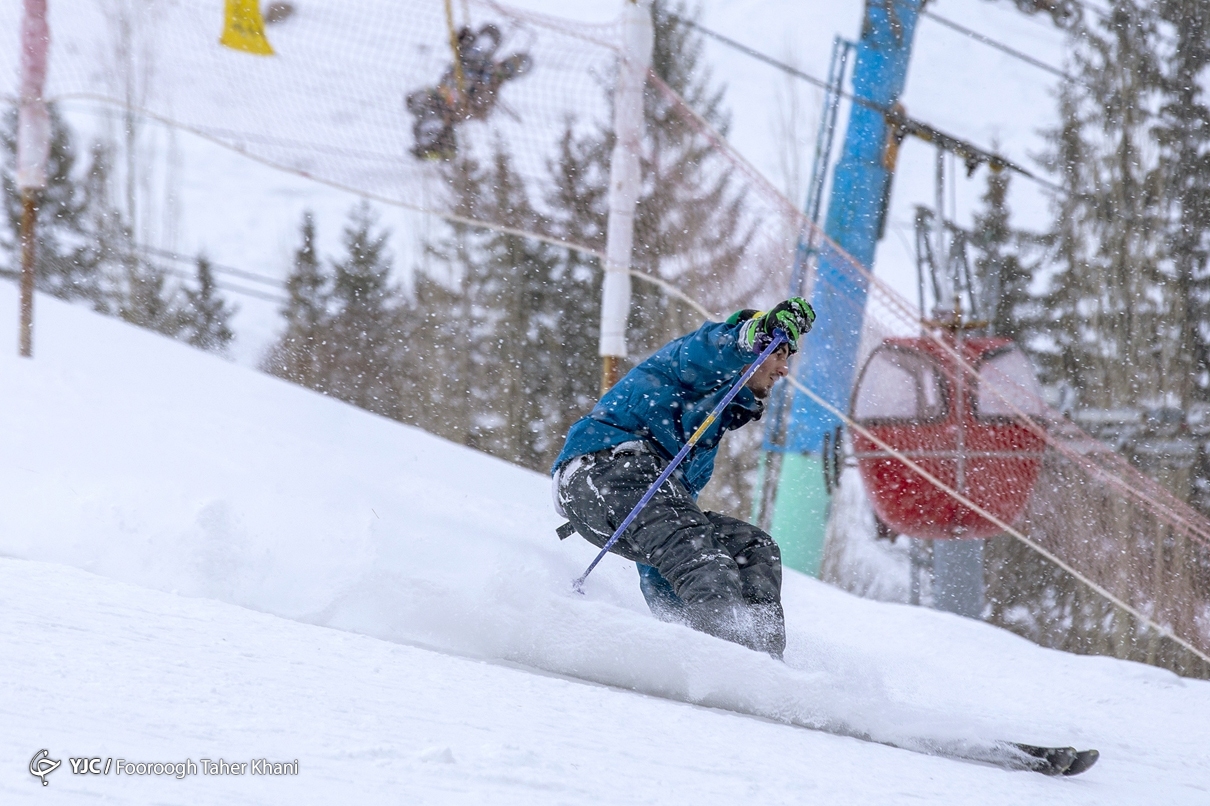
[[3, 286, 1210, 803]]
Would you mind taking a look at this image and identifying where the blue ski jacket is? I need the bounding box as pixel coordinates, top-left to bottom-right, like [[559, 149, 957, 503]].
[[551, 320, 765, 496]]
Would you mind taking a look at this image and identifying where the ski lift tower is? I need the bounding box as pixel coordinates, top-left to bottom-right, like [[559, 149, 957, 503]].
[[765, 0, 924, 575]]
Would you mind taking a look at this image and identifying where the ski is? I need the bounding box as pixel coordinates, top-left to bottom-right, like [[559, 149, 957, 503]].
[[783, 722, 1101, 777], [885, 735, 1103, 774], [893, 739, 1100, 776], [1012, 743, 1100, 776], [908, 739, 1100, 776]]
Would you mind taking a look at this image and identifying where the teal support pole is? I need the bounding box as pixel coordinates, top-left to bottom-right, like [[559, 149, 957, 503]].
[[770, 0, 923, 575]]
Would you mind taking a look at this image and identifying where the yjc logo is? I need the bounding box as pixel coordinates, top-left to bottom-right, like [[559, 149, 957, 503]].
[[29, 749, 61, 786]]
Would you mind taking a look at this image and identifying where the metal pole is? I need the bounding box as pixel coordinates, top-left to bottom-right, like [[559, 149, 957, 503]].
[[18, 192, 37, 357], [769, 0, 924, 576], [914, 210, 927, 330], [934, 145, 946, 301], [598, 0, 652, 396]]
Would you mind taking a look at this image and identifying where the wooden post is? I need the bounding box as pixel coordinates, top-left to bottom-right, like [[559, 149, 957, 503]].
[[18, 192, 37, 357], [600, 355, 621, 397], [16, 0, 50, 358]]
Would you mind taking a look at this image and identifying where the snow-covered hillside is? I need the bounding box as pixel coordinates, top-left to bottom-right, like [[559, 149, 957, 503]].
[[3, 285, 1209, 804]]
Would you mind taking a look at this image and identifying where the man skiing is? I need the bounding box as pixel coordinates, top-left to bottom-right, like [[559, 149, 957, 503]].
[[552, 298, 815, 659]]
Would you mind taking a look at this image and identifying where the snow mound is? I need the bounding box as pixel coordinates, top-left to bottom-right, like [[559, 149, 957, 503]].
[[0, 285, 892, 743]]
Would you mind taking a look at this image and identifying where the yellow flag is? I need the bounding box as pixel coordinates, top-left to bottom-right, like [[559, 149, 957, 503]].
[[220, 0, 275, 56]]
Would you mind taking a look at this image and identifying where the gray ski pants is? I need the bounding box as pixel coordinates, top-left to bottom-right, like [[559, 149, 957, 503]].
[[555, 442, 785, 657]]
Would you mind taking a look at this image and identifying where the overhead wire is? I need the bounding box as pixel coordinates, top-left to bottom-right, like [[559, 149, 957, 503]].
[[135, 243, 287, 290], [0, 261, 287, 306], [668, 14, 1065, 195], [153, 262, 288, 305], [138, 244, 712, 318], [920, 8, 1074, 82], [920, 3, 1174, 79]]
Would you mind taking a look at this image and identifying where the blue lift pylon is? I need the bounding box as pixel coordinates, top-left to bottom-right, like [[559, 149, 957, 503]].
[[763, 0, 925, 576]]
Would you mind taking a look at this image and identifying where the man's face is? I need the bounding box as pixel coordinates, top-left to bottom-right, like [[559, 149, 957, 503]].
[[745, 345, 791, 399]]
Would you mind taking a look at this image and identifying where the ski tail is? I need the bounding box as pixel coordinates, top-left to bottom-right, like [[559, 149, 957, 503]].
[[1011, 743, 1080, 775], [873, 735, 1099, 776], [792, 721, 1099, 776], [990, 742, 1099, 776]]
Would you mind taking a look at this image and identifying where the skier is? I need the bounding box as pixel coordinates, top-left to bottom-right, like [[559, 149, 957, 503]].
[[552, 298, 816, 659]]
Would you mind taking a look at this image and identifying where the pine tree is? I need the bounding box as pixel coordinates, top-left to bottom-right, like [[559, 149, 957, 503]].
[[625, 0, 751, 355], [412, 146, 566, 469], [968, 169, 1040, 344], [262, 211, 331, 388], [1038, 0, 1165, 407], [1, 103, 185, 333], [982, 0, 1210, 677], [539, 124, 611, 461], [406, 153, 489, 445], [323, 202, 402, 418], [0, 103, 95, 301], [470, 147, 563, 468], [76, 142, 131, 314], [118, 259, 185, 337], [1152, 0, 1210, 409], [1152, 0, 1210, 512], [180, 255, 236, 353]]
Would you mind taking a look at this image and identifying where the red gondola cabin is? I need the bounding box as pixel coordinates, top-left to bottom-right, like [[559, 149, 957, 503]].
[[850, 335, 1046, 540]]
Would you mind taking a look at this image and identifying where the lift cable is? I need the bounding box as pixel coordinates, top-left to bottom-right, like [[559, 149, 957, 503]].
[[0, 261, 288, 306], [669, 14, 1064, 194], [134, 244, 286, 291], [921, 8, 1074, 82]]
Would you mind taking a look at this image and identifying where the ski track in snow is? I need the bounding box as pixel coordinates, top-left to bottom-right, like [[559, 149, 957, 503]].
[[2, 288, 1210, 802], [0, 558, 1097, 805]]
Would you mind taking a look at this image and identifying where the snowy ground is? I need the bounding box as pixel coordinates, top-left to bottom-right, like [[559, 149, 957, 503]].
[[2, 3, 1203, 801], [3, 286, 1210, 803]]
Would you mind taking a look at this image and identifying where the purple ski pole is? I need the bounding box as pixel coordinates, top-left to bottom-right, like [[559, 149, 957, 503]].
[[572, 330, 788, 594]]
